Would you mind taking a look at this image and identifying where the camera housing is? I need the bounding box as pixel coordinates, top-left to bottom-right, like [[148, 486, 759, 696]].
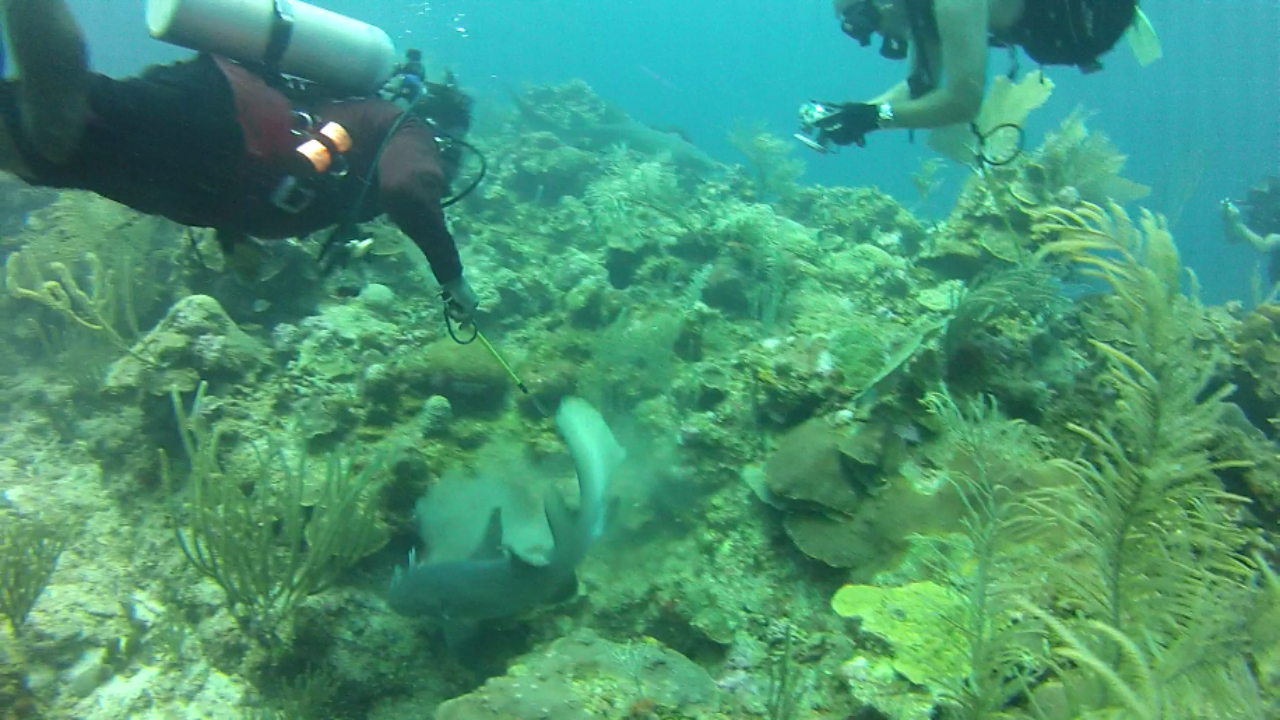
[[794, 101, 840, 153]]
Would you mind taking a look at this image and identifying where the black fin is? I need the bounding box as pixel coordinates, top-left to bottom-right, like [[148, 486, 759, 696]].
[[443, 619, 479, 648], [542, 488, 574, 547], [469, 507, 506, 560], [548, 571, 580, 605]]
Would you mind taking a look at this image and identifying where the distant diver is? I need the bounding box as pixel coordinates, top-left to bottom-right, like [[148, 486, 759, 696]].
[[796, 0, 1162, 153], [0, 0, 480, 322], [1223, 177, 1280, 285]]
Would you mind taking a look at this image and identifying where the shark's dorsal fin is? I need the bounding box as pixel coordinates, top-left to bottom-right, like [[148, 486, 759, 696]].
[[469, 508, 507, 561], [542, 487, 574, 548]]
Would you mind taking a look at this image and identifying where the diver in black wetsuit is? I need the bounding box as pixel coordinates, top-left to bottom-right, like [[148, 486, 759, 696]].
[[802, 0, 1144, 149], [382, 49, 428, 105], [0, 0, 480, 319], [1223, 177, 1280, 284]]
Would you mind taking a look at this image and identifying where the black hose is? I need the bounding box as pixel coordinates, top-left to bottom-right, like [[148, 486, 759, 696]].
[[319, 98, 487, 267], [440, 136, 487, 208], [319, 96, 426, 266]]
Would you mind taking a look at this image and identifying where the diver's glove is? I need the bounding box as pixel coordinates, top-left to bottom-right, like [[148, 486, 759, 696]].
[[813, 102, 894, 147], [441, 275, 479, 323]]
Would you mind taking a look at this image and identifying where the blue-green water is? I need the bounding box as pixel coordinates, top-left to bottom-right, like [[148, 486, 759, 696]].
[[71, 0, 1280, 301], [2, 3, 1278, 718]]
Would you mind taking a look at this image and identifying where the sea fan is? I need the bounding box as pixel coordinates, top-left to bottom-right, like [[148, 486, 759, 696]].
[[1026, 202, 1263, 717]]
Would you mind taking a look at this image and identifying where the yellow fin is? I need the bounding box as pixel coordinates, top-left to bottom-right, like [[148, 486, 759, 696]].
[[927, 71, 1054, 165], [1127, 8, 1162, 66]]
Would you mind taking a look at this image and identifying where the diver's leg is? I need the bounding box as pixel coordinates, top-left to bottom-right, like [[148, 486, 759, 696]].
[[3, 0, 89, 164]]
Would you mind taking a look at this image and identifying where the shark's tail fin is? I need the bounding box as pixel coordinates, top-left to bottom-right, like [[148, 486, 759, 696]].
[[555, 397, 625, 542]]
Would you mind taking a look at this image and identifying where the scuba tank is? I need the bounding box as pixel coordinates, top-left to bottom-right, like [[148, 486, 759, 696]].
[[145, 0, 396, 95]]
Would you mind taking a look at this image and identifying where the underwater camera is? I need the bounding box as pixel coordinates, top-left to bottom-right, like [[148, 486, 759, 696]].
[[794, 101, 842, 154]]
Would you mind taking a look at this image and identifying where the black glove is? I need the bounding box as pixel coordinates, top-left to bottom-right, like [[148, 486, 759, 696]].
[[813, 103, 884, 147], [441, 276, 479, 324]]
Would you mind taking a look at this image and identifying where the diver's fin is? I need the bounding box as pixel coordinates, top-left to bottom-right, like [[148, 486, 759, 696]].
[[926, 125, 980, 166], [927, 71, 1053, 165], [1126, 8, 1162, 67]]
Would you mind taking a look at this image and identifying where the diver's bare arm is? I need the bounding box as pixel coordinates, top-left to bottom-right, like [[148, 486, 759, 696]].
[[877, 0, 988, 129], [1244, 230, 1280, 254], [869, 80, 913, 106], [1223, 201, 1280, 254], [1237, 225, 1280, 255], [3, 0, 90, 164], [868, 42, 923, 106]]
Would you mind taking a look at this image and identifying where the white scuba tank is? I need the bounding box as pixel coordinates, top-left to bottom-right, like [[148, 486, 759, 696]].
[[145, 0, 397, 95]]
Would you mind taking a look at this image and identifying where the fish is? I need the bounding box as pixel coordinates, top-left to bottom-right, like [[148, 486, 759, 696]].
[[508, 88, 717, 174], [648, 124, 696, 145], [636, 64, 684, 94], [387, 397, 624, 646]]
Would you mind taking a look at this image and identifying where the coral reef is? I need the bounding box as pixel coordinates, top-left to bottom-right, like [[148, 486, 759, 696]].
[[164, 382, 389, 649], [727, 122, 805, 201], [105, 294, 268, 396], [435, 630, 722, 720], [1016, 109, 1150, 207], [0, 74, 1274, 720], [832, 581, 969, 719], [0, 513, 67, 635], [1231, 303, 1280, 436], [926, 111, 1152, 275]]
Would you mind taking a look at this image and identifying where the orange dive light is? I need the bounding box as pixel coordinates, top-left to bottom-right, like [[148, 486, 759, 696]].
[[295, 122, 353, 174]]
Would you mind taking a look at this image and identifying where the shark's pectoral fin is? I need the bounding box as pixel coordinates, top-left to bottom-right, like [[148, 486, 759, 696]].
[[442, 618, 480, 648], [542, 486, 574, 545], [548, 571, 580, 605]]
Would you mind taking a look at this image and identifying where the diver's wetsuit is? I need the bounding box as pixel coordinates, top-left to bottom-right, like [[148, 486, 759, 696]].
[[996, 0, 1137, 69], [1243, 177, 1280, 284], [0, 54, 463, 284], [903, 0, 1136, 93]]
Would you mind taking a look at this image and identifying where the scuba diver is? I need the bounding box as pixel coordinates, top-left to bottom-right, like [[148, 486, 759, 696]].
[[381, 49, 428, 105], [797, 0, 1158, 151], [1223, 177, 1280, 284], [0, 0, 480, 322]]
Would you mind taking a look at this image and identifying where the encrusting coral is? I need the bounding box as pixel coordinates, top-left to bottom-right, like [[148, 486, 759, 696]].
[[832, 581, 970, 718]]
